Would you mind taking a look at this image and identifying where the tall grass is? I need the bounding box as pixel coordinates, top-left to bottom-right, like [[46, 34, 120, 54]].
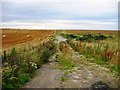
[[2, 40, 57, 88], [57, 53, 75, 70], [57, 41, 75, 70], [59, 41, 71, 54], [63, 33, 119, 73]]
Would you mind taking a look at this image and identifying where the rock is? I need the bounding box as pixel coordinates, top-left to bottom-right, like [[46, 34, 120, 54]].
[[88, 73, 93, 79], [72, 75, 79, 80], [72, 72, 77, 75], [83, 80, 89, 84], [72, 79, 79, 83], [73, 67, 78, 71]]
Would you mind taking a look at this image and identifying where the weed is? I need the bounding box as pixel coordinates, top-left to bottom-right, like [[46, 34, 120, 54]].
[[60, 76, 67, 82], [64, 71, 69, 76], [57, 54, 75, 70]]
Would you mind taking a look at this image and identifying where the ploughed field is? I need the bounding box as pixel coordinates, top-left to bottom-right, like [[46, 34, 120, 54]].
[[2, 29, 55, 47]]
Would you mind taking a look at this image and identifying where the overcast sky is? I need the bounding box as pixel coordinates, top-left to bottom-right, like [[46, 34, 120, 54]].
[[1, 0, 119, 30]]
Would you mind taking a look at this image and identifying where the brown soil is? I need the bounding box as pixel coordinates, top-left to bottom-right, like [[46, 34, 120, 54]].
[[2, 29, 55, 48]]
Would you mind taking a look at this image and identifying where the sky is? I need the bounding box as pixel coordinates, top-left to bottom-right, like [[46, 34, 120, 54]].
[[0, 0, 119, 30]]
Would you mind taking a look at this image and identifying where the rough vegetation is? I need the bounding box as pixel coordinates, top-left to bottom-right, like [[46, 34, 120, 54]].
[[61, 33, 119, 76], [2, 39, 57, 88], [2, 30, 119, 89]]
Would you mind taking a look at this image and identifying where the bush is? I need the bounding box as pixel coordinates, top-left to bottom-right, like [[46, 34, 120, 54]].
[[67, 34, 77, 38], [19, 73, 30, 85], [41, 48, 51, 63], [37, 40, 57, 63], [61, 33, 110, 42], [45, 40, 57, 55]]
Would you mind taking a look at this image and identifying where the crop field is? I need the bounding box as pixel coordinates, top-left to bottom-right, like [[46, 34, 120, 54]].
[[1, 29, 119, 89], [2, 29, 55, 48]]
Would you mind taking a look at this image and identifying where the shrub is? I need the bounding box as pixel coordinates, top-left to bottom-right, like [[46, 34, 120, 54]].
[[37, 40, 57, 63], [67, 34, 77, 38], [19, 73, 30, 85], [41, 48, 51, 63], [79, 34, 94, 42], [61, 33, 110, 43], [44, 40, 56, 53], [66, 39, 75, 49]]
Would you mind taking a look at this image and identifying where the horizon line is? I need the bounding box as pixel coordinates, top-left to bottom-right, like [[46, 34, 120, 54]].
[[1, 28, 119, 31]]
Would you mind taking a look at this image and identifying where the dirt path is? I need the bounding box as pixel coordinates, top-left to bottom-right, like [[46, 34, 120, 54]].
[[59, 52, 118, 88], [23, 36, 118, 88], [23, 52, 118, 88], [23, 55, 63, 88]]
